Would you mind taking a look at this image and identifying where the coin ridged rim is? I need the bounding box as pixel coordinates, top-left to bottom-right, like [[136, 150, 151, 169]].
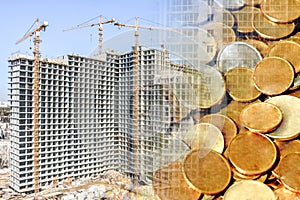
[[228, 131, 277, 176], [261, 0, 300, 23], [252, 57, 294, 96], [239, 102, 282, 133], [223, 180, 276, 200], [182, 149, 231, 194]]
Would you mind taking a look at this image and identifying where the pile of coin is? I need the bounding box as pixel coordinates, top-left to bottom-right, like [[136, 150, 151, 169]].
[[152, 0, 300, 199]]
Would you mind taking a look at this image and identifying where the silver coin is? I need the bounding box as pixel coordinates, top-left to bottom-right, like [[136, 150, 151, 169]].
[[171, 65, 226, 109], [216, 42, 262, 74], [265, 95, 300, 140]]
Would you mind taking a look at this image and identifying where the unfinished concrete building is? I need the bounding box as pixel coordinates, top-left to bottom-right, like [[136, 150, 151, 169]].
[[9, 52, 120, 193], [8, 46, 181, 193]]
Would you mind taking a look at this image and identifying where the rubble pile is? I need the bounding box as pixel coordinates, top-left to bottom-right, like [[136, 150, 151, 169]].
[[0, 170, 158, 200]]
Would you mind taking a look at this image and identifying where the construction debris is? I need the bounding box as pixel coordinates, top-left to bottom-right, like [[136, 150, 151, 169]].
[[0, 169, 158, 200]]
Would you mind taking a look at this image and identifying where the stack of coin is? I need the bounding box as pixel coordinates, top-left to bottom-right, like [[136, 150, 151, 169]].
[[152, 1, 300, 199]]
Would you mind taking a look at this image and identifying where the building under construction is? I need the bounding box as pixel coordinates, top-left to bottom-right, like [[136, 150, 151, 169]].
[[8, 45, 184, 194]]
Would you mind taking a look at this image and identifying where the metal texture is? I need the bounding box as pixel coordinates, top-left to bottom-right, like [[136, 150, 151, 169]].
[[239, 102, 282, 133], [265, 95, 300, 140], [183, 149, 231, 194], [252, 12, 295, 40], [268, 41, 300, 73], [198, 113, 237, 148], [261, 0, 300, 23], [252, 57, 294, 95], [183, 123, 224, 154], [223, 180, 276, 200], [217, 42, 262, 74], [225, 67, 261, 102], [228, 131, 277, 175]]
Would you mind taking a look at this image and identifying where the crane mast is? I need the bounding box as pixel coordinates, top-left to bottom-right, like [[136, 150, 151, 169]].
[[16, 18, 48, 195], [133, 17, 139, 186], [33, 20, 40, 196], [114, 16, 141, 185]]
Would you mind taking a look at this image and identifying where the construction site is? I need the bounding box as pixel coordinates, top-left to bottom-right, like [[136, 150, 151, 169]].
[[4, 0, 300, 199]]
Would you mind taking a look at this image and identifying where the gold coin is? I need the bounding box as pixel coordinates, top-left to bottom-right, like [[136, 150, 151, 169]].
[[265, 95, 300, 140], [239, 102, 282, 133], [252, 57, 294, 95], [201, 22, 236, 51], [272, 140, 300, 177], [231, 166, 261, 181], [287, 87, 300, 98], [274, 186, 300, 200], [219, 100, 261, 129], [277, 153, 300, 192], [240, 0, 262, 5], [286, 36, 300, 44], [268, 41, 300, 73], [225, 67, 261, 102], [252, 12, 295, 40], [183, 149, 231, 194], [228, 131, 277, 175], [295, 32, 300, 37], [255, 173, 269, 183], [232, 6, 260, 33], [275, 140, 300, 159], [261, 0, 300, 23], [153, 162, 201, 200], [199, 113, 237, 148], [183, 123, 224, 153], [223, 180, 276, 200], [242, 38, 269, 57]]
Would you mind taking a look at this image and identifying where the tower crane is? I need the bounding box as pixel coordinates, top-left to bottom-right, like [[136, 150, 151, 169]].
[[114, 17, 181, 186], [63, 15, 115, 56], [16, 18, 48, 195], [114, 17, 140, 186]]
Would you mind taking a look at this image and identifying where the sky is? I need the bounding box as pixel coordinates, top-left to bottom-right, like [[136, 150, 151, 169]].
[[0, 0, 160, 101]]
